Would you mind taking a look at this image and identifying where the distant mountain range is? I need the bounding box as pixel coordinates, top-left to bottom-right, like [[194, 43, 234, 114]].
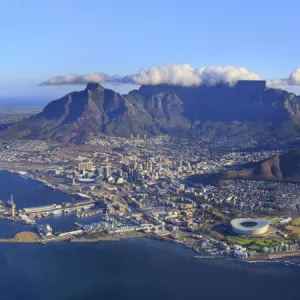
[[1, 81, 300, 143]]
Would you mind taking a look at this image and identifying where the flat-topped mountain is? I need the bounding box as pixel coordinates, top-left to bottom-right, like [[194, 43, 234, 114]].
[[1, 81, 300, 142], [127, 81, 300, 137]]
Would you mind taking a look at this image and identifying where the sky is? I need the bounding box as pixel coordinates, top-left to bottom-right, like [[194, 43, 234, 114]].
[[0, 0, 300, 104]]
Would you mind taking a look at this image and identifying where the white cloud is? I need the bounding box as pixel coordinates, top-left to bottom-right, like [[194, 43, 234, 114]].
[[40, 65, 261, 87], [197, 66, 260, 86], [132, 64, 260, 86], [39, 65, 300, 89], [267, 68, 300, 87], [289, 68, 300, 85], [40, 73, 113, 85], [132, 64, 202, 86]]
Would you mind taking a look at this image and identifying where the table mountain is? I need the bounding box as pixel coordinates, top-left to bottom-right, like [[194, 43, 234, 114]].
[[1, 81, 300, 142]]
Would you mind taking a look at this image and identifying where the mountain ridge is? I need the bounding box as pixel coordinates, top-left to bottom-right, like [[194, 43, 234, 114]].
[[223, 150, 300, 182], [1, 81, 300, 143]]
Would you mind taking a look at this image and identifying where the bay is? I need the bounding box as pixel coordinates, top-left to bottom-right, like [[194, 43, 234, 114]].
[[0, 170, 299, 300]]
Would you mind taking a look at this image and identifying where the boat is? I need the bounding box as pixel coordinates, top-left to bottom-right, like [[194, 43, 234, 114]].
[[51, 209, 63, 216]]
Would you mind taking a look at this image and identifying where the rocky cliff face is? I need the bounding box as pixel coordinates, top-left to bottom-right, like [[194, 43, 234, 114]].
[[1, 81, 300, 143]]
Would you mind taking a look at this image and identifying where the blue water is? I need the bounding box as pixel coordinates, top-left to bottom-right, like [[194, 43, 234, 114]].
[[0, 240, 299, 300], [0, 171, 72, 208], [0, 171, 299, 300], [0, 170, 102, 236]]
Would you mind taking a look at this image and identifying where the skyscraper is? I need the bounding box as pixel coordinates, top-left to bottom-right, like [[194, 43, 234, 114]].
[[104, 167, 110, 179]]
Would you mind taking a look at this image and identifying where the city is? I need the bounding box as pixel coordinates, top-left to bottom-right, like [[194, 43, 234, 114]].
[[2, 1, 300, 299], [0, 135, 300, 262]]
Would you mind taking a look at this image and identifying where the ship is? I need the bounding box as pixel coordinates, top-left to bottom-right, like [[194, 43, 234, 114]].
[[36, 224, 53, 237]]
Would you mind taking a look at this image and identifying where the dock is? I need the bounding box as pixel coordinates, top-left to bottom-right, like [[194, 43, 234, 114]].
[[74, 222, 83, 229]]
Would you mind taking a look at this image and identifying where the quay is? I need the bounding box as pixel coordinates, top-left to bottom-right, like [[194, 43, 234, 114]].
[[74, 222, 83, 229]]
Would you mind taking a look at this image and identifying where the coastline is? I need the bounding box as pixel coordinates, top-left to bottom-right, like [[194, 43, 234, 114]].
[[0, 229, 299, 263], [4, 169, 76, 197], [1, 169, 300, 264]]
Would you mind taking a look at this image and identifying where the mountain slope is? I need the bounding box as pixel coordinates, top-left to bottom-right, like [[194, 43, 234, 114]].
[[126, 81, 300, 137], [0, 83, 188, 142], [224, 150, 300, 182], [1, 81, 300, 142]]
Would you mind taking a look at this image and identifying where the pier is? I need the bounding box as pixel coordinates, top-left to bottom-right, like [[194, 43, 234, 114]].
[[74, 222, 83, 229]]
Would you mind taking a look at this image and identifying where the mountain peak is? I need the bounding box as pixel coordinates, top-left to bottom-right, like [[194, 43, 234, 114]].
[[1, 82, 300, 143], [85, 82, 104, 91]]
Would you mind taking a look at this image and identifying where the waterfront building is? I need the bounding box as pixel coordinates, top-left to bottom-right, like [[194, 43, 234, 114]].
[[233, 251, 248, 259]]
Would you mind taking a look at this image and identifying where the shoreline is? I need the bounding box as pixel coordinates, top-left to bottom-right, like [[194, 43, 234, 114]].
[[1, 230, 300, 263], [4, 169, 76, 197], [1, 170, 300, 264]]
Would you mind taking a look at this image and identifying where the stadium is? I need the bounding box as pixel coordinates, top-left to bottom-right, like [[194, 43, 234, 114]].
[[230, 218, 269, 236]]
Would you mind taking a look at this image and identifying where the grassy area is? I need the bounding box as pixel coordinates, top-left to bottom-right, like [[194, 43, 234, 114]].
[[175, 236, 186, 242], [262, 216, 280, 223], [269, 217, 281, 224], [292, 217, 300, 226], [286, 226, 300, 236], [226, 236, 252, 246], [193, 245, 200, 253], [263, 216, 275, 220], [226, 235, 291, 251], [211, 211, 225, 220]]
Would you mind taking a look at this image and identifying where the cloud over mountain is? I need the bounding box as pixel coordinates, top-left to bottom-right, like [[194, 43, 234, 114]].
[[132, 65, 260, 86], [39, 73, 114, 85], [267, 68, 300, 87], [39, 64, 300, 88]]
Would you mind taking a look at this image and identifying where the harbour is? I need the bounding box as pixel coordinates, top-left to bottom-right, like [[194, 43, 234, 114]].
[[0, 165, 299, 300]]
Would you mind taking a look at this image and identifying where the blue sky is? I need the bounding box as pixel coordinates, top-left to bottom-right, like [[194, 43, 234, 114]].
[[0, 0, 300, 103]]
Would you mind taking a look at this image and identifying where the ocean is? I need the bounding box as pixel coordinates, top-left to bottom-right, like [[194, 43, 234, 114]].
[[0, 171, 299, 300]]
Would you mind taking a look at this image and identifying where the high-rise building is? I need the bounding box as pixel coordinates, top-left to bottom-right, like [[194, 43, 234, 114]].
[[104, 167, 110, 179], [94, 168, 100, 177], [122, 164, 129, 173], [142, 162, 148, 171], [133, 170, 141, 182], [175, 160, 182, 168]]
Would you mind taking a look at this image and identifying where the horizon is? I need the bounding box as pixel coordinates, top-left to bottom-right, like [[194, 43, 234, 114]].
[[1, 1, 300, 300], [1, 0, 300, 103], [2, 79, 300, 107]]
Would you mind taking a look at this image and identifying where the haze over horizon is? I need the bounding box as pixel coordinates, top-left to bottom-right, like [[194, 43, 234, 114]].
[[1, 0, 300, 104]]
